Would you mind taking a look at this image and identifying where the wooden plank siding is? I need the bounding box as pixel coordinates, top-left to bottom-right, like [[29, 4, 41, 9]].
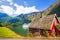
[[29, 28, 50, 37]]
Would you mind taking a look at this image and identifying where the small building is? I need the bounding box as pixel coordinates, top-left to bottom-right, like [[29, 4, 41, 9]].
[[29, 14, 58, 37]]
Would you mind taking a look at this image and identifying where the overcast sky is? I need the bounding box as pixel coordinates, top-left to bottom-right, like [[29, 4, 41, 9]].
[[0, 0, 57, 17]]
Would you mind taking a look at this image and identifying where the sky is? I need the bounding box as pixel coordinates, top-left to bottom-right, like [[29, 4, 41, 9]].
[[0, 0, 58, 17]]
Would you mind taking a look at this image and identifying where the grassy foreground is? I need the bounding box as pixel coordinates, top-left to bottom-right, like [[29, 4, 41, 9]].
[[0, 27, 24, 38]]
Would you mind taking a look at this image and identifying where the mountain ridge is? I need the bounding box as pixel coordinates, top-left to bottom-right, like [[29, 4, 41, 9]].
[[43, 1, 60, 17]]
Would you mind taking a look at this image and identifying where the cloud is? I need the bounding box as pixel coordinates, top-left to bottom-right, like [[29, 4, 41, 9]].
[[10, 2, 13, 5], [6, 0, 12, 2], [0, 3, 39, 17], [14, 3, 39, 15], [0, 5, 15, 16], [6, 0, 13, 5], [0, 0, 13, 5]]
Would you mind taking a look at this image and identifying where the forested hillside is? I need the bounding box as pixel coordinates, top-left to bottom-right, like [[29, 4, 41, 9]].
[[43, 1, 60, 17]]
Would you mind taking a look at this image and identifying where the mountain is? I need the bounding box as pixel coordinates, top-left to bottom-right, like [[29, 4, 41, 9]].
[[8, 17, 31, 24], [18, 12, 42, 21], [8, 18, 20, 23], [27, 12, 42, 21], [0, 12, 11, 22], [0, 12, 9, 18], [43, 1, 60, 17], [17, 14, 27, 18]]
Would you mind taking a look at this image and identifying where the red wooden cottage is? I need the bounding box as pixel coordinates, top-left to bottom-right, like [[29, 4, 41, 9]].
[[29, 14, 60, 37]]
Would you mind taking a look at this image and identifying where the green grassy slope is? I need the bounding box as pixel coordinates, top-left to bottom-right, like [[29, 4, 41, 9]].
[[0, 27, 24, 38], [43, 1, 60, 17], [10, 25, 29, 36]]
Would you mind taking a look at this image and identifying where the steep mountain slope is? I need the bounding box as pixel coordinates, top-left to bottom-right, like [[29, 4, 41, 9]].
[[27, 12, 42, 21], [43, 1, 60, 17], [18, 12, 42, 21]]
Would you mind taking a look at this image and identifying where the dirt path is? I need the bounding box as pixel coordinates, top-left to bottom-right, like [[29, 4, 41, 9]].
[[0, 38, 60, 40]]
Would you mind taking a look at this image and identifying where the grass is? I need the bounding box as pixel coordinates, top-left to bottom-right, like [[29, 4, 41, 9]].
[[10, 25, 29, 36], [0, 27, 24, 38]]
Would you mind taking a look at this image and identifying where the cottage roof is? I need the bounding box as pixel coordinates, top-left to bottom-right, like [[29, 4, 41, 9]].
[[29, 14, 56, 30]]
